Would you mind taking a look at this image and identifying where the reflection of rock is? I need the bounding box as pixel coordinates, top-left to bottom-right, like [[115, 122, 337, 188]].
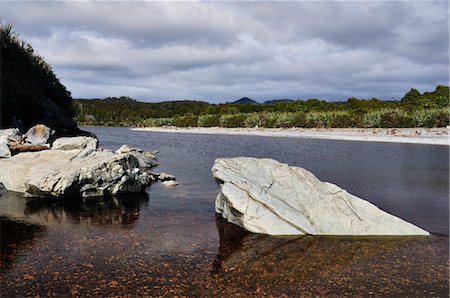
[[0, 188, 149, 227], [0, 216, 45, 269], [212, 215, 420, 277], [212, 157, 429, 236]]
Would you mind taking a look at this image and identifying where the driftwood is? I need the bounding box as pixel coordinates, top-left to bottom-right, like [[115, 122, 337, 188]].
[[9, 143, 49, 152]]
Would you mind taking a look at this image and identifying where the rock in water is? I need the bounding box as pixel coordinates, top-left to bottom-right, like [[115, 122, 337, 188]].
[[0, 146, 151, 197], [115, 144, 158, 168], [212, 157, 429, 236]]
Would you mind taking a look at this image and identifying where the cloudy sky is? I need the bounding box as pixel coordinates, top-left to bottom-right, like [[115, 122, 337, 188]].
[[2, 1, 448, 102]]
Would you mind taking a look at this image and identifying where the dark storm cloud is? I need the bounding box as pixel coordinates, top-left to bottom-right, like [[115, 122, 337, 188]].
[[1, 0, 448, 102]]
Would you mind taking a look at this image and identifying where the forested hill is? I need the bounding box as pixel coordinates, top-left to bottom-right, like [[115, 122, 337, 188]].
[[74, 98, 210, 126], [0, 23, 80, 135], [75, 85, 449, 128]]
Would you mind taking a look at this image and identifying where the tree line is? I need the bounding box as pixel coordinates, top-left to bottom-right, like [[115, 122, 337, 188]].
[[75, 86, 449, 128]]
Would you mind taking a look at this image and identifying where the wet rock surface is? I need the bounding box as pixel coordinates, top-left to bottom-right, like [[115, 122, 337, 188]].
[[212, 157, 429, 236]]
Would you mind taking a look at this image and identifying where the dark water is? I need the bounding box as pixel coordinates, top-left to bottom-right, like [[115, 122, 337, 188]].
[[1, 126, 448, 296]]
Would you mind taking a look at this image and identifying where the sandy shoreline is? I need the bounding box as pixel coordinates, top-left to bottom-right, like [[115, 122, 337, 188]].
[[131, 127, 449, 146]]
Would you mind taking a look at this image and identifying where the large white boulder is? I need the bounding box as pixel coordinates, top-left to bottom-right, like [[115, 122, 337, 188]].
[[0, 145, 152, 197], [212, 157, 429, 236]]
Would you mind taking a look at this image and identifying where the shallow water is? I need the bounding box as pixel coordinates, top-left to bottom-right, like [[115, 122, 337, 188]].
[[0, 126, 448, 296]]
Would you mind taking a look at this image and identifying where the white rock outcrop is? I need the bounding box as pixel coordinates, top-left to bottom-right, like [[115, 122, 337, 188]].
[[0, 144, 153, 198], [0, 128, 22, 158], [212, 157, 429, 236], [51, 136, 98, 151], [115, 144, 158, 168], [0, 139, 10, 158]]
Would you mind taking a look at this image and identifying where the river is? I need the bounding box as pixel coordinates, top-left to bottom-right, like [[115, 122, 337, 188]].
[[0, 126, 448, 296]]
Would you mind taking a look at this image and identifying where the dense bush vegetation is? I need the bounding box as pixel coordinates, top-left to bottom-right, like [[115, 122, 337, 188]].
[[1, 22, 78, 132], [75, 86, 449, 128]]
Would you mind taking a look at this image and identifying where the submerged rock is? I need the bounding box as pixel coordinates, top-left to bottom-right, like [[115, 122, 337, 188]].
[[212, 157, 429, 236], [0, 143, 154, 198]]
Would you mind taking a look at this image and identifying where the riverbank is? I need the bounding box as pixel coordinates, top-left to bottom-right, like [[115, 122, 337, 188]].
[[132, 127, 449, 146]]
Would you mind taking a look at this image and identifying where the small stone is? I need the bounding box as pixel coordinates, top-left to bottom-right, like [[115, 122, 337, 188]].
[[159, 172, 176, 181], [0, 137, 11, 158], [24, 124, 53, 145], [161, 180, 179, 187]]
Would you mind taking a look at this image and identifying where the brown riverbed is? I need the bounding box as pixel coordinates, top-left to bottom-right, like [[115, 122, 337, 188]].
[[0, 187, 448, 297]]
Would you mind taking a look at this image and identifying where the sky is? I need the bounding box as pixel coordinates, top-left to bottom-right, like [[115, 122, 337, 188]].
[[2, 0, 449, 103]]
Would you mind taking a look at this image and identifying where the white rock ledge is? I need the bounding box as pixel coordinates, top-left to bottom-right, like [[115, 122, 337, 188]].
[[0, 137, 157, 198], [212, 157, 430, 236]]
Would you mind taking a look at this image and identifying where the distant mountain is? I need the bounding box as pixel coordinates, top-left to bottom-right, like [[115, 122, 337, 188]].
[[234, 97, 259, 104], [263, 99, 294, 105], [102, 96, 137, 103]]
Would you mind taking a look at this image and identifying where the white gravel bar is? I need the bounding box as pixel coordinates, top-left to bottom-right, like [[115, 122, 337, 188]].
[[132, 127, 449, 146]]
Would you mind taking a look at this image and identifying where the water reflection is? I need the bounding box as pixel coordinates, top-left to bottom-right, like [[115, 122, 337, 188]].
[[0, 189, 149, 227], [213, 214, 434, 279]]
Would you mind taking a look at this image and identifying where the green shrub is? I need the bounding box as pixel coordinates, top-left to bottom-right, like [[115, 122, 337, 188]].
[[330, 111, 358, 128], [306, 112, 334, 128], [378, 109, 413, 128], [362, 109, 412, 128], [362, 110, 383, 127], [244, 113, 262, 127], [434, 108, 450, 127], [274, 112, 306, 127], [259, 112, 279, 128], [198, 114, 220, 127], [173, 115, 198, 127], [410, 109, 438, 127], [220, 114, 247, 128], [410, 108, 449, 127], [142, 118, 173, 127]]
